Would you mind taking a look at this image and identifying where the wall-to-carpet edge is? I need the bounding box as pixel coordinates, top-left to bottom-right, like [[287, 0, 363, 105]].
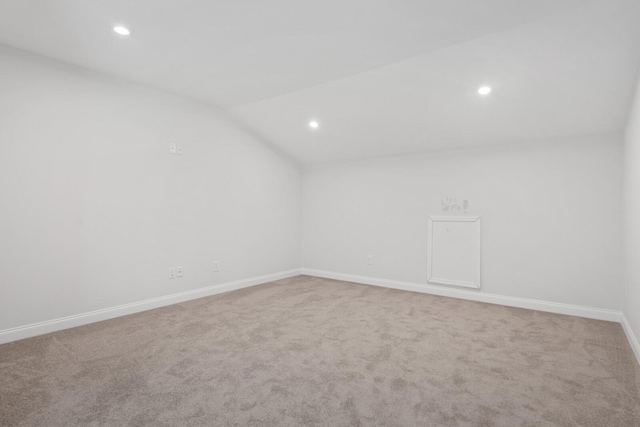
[[0, 269, 302, 344], [301, 269, 621, 322]]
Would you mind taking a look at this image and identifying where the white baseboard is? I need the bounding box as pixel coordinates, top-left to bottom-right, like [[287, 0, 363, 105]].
[[302, 268, 621, 322], [4, 267, 635, 365], [0, 268, 301, 345], [620, 313, 640, 366]]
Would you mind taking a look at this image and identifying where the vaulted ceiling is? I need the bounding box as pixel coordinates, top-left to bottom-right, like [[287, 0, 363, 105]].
[[1, 0, 639, 163]]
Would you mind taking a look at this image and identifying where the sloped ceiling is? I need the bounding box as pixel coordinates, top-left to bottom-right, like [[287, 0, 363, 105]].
[[1, 0, 639, 163]]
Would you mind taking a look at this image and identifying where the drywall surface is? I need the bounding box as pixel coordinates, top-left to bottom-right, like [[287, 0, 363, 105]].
[[303, 135, 623, 310], [0, 45, 302, 331], [623, 77, 640, 346]]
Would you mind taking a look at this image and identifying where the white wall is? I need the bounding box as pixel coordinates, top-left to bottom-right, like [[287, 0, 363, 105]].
[[0, 41, 631, 343], [623, 76, 640, 355], [0, 45, 302, 332], [303, 135, 623, 311]]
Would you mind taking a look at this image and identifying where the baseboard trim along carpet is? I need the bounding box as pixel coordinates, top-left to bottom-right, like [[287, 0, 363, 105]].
[[303, 269, 640, 366], [0, 268, 302, 345], [621, 313, 640, 366], [305, 267, 640, 365], [301, 268, 621, 322]]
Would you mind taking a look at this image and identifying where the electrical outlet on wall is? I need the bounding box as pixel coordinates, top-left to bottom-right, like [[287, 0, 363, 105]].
[[177, 144, 184, 155], [366, 255, 373, 265], [169, 267, 176, 279], [169, 143, 177, 154], [176, 266, 183, 278], [213, 261, 219, 272]]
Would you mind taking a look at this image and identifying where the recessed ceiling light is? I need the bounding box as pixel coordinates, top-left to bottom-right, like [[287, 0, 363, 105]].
[[113, 26, 131, 36], [478, 86, 492, 95], [309, 120, 319, 129]]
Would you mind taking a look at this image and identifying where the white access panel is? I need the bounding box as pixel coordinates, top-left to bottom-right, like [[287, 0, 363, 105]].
[[427, 216, 481, 289]]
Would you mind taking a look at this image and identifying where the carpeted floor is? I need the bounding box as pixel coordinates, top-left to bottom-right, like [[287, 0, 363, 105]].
[[1, 275, 639, 426]]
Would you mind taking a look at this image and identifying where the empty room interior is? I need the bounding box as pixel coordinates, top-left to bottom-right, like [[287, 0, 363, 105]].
[[2, 0, 640, 425]]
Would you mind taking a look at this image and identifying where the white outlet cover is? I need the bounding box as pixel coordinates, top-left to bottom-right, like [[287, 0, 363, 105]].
[[177, 144, 184, 155], [176, 266, 183, 278], [169, 143, 177, 154], [169, 267, 176, 279], [213, 261, 219, 272]]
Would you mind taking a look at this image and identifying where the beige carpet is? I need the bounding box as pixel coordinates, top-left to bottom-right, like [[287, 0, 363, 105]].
[[1, 275, 639, 426]]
